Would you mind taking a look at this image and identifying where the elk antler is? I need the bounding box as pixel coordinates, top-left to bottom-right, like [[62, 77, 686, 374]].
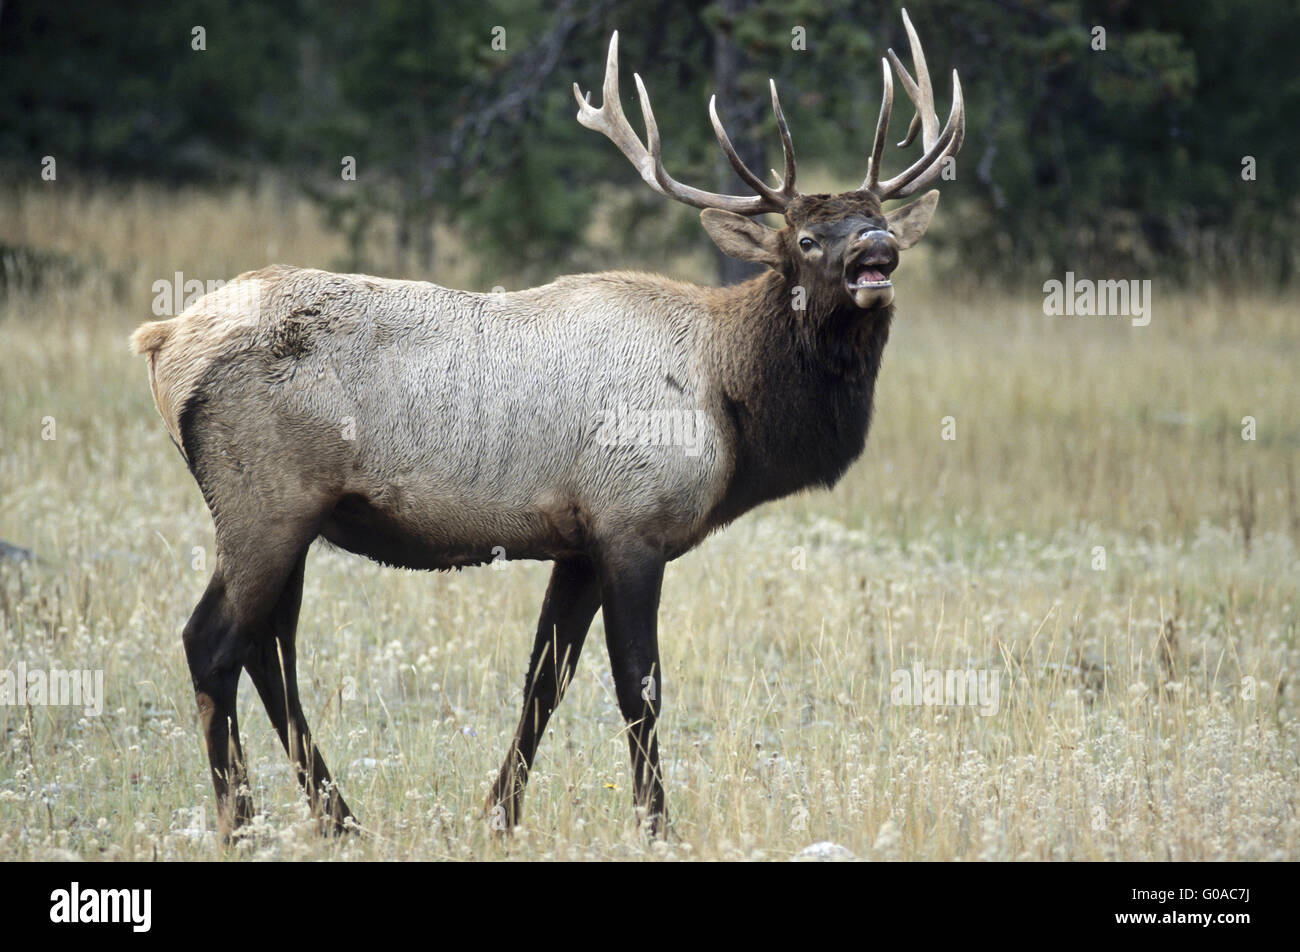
[[863, 8, 965, 201], [575, 31, 798, 217]]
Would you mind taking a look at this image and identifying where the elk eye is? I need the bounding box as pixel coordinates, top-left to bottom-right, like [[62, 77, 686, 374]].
[[799, 237, 817, 252]]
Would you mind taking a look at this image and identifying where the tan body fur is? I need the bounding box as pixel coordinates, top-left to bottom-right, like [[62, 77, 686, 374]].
[[133, 264, 751, 569]]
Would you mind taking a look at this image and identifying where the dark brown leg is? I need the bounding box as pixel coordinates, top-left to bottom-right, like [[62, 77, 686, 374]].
[[597, 541, 667, 836], [182, 572, 254, 839], [242, 549, 354, 833], [487, 558, 601, 828]]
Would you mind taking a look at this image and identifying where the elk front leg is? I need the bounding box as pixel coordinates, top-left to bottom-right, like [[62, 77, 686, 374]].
[[598, 541, 667, 836], [487, 558, 601, 829]]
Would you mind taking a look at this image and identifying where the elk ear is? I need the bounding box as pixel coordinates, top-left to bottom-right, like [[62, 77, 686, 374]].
[[700, 209, 784, 268], [885, 190, 940, 249]]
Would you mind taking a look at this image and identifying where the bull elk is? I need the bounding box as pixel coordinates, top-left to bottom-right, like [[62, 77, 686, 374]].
[[131, 9, 963, 839]]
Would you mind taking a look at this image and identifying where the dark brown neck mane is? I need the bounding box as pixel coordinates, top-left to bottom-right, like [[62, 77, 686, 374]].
[[704, 270, 893, 532]]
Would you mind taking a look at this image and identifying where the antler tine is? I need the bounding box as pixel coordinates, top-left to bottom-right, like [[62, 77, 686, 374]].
[[576, 31, 798, 217], [573, 31, 664, 194], [708, 95, 774, 198], [897, 113, 922, 150], [902, 8, 938, 149], [706, 85, 798, 207], [865, 58, 893, 193], [886, 48, 925, 149], [862, 10, 965, 201], [884, 9, 938, 151], [639, 79, 782, 214], [768, 79, 797, 196], [874, 70, 964, 199], [887, 47, 931, 150]]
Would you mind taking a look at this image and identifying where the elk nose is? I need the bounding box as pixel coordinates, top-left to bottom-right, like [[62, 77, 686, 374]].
[[854, 229, 895, 256], [852, 229, 898, 269]]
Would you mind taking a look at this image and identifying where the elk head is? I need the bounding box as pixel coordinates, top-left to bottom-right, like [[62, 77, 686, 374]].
[[575, 8, 964, 313]]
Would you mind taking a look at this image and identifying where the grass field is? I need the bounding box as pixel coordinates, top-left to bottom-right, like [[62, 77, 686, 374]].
[[1, 183, 1297, 860]]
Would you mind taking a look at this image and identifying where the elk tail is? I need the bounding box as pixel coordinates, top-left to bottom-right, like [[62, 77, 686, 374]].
[[130, 319, 188, 462]]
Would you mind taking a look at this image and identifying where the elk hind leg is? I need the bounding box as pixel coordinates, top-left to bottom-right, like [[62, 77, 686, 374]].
[[243, 548, 354, 833], [183, 571, 256, 840]]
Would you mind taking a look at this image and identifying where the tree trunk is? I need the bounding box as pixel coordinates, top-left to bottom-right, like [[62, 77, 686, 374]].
[[713, 0, 765, 286], [415, 120, 437, 276]]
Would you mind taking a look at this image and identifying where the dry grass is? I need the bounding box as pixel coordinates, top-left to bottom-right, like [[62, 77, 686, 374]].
[[0, 182, 1296, 861]]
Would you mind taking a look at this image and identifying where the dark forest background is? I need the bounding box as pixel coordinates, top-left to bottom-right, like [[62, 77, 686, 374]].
[[2, 0, 1297, 288]]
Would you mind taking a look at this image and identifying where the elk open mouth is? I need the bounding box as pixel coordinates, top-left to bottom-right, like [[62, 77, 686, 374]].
[[847, 266, 891, 290], [845, 259, 895, 308]]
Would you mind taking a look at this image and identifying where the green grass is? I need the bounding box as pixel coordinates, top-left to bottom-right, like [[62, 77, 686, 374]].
[[0, 183, 1296, 860]]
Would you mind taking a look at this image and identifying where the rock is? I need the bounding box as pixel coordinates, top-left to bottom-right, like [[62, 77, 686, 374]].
[[792, 841, 857, 862], [0, 540, 34, 562]]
